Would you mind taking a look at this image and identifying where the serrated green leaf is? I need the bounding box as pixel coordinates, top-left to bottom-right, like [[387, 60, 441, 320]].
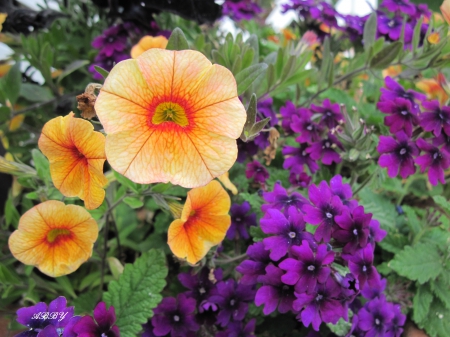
[[370, 41, 403, 69], [433, 195, 450, 213], [166, 27, 189, 51], [363, 12, 377, 51], [390, 243, 443, 284], [103, 249, 168, 337], [402, 205, 422, 235], [358, 188, 396, 229], [431, 277, 450, 310], [235, 63, 268, 95], [413, 283, 433, 324], [418, 297, 450, 337], [378, 233, 408, 254], [123, 197, 144, 209], [93, 65, 110, 79]]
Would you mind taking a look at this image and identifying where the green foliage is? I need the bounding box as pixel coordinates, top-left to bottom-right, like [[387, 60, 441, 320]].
[[358, 188, 397, 230], [370, 41, 403, 69], [104, 249, 168, 337], [166, 27, 189, 51], [240, 94, 271, 142]]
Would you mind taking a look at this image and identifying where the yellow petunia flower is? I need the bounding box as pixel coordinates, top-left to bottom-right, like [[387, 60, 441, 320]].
[[131, 35, 168, 58]]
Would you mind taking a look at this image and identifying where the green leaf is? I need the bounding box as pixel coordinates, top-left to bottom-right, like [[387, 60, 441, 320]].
[[57, 60, 89, 85], [370, 41, 403, 69], [166, 28, 189, 51], [73, 292, 99, 315], [413, 283, 433, 324], [431, 277, 450, 310], [108, 257, 124, 280], [2, 62, 22, 106], [378, 233, 409, 254], [433, 195, 450, 213], [5, 195, 20, 228], [103, 249, 168, 337], [390, 243, 443, 284], [363, 12, 378, 51], [240, 192, 263, 219], [358, 188, 397, 230], [123, 197, 144, 209], [402, 205, 422, 235], [249, 226, 267, 242], [0, 264, 22, 285], [151, 183, 172, 194], [55, 276, 77, 299], [114, 171, 139, 194], [20, 83, 54, 102], [93, 66, 110, 79], [235, 63, 268, 95], [31, 149, 51, 183]]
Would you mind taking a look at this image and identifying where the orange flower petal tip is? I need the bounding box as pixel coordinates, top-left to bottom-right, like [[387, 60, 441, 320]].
[[8, 200, 99, 277], [441, 0, 450, 25], [131, 35, 168, 58], [167, 180, 231, 264], [95, 49, 246, 188], [38, 112, 107, 210]]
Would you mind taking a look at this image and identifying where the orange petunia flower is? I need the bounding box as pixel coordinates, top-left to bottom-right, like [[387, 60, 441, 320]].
[[38, 112, 108, 210], [382, 65, 402, 78], [167, 180, 231, 264], [131, 35, 168, 58], [8, 200, 99, 277], [95, 49, 246, 188], [441, 0, 450, 25], [416, 74, 449, 105]]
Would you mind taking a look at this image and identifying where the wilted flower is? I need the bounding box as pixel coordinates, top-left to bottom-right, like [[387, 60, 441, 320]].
[[9, 201, 98, 277], [95, 49, 246, 188], [168, 180, 231, 264]]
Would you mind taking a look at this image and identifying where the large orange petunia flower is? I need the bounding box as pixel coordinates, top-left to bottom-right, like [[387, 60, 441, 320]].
[[167, 180, 231, 264], [8, 200, 99, 277], [38, 112, 108, 210], [95, 49, 246, 188], [131, 35, 168, 58]]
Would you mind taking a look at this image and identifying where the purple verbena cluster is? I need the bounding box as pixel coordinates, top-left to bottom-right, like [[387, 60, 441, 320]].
[[235, 177, 405, 334], [222, 0, 263, 21], [143, 267, 257, 336], [14, 297, 119, 337], [377, 76, 450, 185]]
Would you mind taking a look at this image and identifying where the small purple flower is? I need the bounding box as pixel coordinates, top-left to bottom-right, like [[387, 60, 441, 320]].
[[289, 165, 312, 188], [361, 277, 387, 300], [257, 97, 278, 127], [377, 97, 419, 136], [236, 242, 271, 285], [310, 99, 343, 129], [386, 304, 406, 337], [290, 108, 322, 143], [377, 131, 419, 179], [420, 100, 450, 136], [306, 133, 343, 165], [310, 2, 339, 29], [381, 0, 417, 16], [415, 138, 450, 185], [152, 294, 199, 337], [260, 207, 314, 261], [413, 3, 431, 20], [222, 0, 263, 21], [282, 143, 319, 173], [281, 0, 315, 17], [15, 296, 74, 337], [216, 319, 256, 337], [303, 181, 344, 243], [357, 297, 394, 336], [434, 133, 450, 154], [209, 280, 255, 327], [261, 181, 309, 215], [378, 15, 413, 41], [92, 25, 127, 57], [335, 273, 360, 314], [255, 264, 297, 314], [343, 14, 367, 41], [73, 302, 120, 337], [279, 241, 334, 294], [245, 160, 269, 184], [89, 53, 128, 80], [227, 202, 257, 240], [280, 101, 301, 134], [293, 277, 347, 331], [345, 244, 380, 289], [334, 206, 371, 254], [380, 77, 426, 112], [368, 219, 387, 246], [329, 175, 357, 209], [237, 139, 259, 163]]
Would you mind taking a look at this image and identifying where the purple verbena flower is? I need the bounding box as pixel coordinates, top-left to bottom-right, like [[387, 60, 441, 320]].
[[420, 100, 450, 136], [361, 276, 387, 300], [386, 304, 406, 337], [237, 139, 259, 163], [310, 99, 343, 129], [381, 0, 417, 16], [262, 181, 309, 215], [209, 280, 255, 327], [378, 15, 413, 41], [306, 133, 343, 165], [89, 53, 128, 80], [281, 0, 315, 17], [73, 302, 119, 337], [415, 138, 450, 185], [260, 207, 314, 261], [216, 319, 256, 337], [236, 242, 271, 285], [282, 143, 319, 173], [255, 264, 297, 314], [343, 14, 367, 41], [92, 25, 127, 57], [380, 77, 426, 112], [151, 294, 199, 337], [279, 241, 334, 293], [222, 0, 263, 21], [280, 101, 301, 134], [377, 131, 419, 179], [293, 277, 347, 331], [368, 219, 387, 246], [335, 273, 360, 316], [334, 206, 372, 254], [227, 202, 257, 240], [289, 165, 312, 188], [245, 160, 269, 184], [434, 133, 450, 153], [310, 2, 339, 28], [258, 97, 278, 127], [290, 108, 323, 143], [413, 3, 431, 20], [329, 175, 357, 209], [303, 181, 344, 243], [377, 97, 419, 136], [345, 244, 380, 289], [357, 297, 394, 337]]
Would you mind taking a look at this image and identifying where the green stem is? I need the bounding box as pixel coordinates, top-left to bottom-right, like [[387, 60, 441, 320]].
[[353, 173, 374, 196]]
